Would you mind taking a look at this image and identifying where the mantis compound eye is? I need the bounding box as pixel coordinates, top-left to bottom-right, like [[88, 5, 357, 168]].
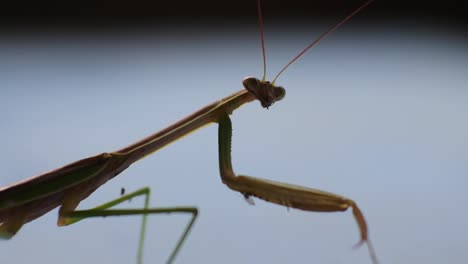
[[242, 76, 262, 93], [273, 86, 286, 102]]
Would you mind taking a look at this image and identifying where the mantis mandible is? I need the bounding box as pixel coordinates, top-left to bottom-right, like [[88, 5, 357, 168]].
[[0, 0, 378, 263]]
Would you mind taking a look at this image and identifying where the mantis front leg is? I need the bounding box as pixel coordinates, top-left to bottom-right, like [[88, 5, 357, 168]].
[[217, 113, 378, 264]]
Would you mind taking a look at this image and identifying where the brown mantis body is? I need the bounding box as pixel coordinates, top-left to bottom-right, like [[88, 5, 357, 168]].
[[0, 1, 377, 263]]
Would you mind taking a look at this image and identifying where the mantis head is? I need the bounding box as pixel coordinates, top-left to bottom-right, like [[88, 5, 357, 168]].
[[243, 76, 286, 109]]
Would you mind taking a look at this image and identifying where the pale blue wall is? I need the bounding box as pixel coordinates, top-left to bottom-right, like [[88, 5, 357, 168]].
[[1, 24, 467, 263]]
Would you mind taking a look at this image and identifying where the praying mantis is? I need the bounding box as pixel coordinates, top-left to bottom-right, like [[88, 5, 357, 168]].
[[0, 0, 378, 263]]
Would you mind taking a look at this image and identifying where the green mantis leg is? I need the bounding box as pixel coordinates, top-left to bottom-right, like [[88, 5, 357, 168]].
[[60, 187, 198, 264], [217, 112, 378, 264]]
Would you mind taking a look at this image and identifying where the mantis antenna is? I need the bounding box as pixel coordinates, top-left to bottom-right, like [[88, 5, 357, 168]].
[[244, 0, 374, 109], [257, 0, 267, 83], [255, 0, 375, 85]]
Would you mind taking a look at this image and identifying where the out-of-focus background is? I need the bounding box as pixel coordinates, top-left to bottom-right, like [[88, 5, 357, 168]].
[[1, 1, 466, 263]]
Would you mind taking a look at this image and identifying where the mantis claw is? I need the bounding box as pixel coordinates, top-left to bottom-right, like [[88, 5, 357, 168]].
[[243, 193, 256, 205]]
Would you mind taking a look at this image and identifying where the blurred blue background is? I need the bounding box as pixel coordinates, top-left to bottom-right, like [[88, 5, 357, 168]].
[[0, 7, 467, 264]]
